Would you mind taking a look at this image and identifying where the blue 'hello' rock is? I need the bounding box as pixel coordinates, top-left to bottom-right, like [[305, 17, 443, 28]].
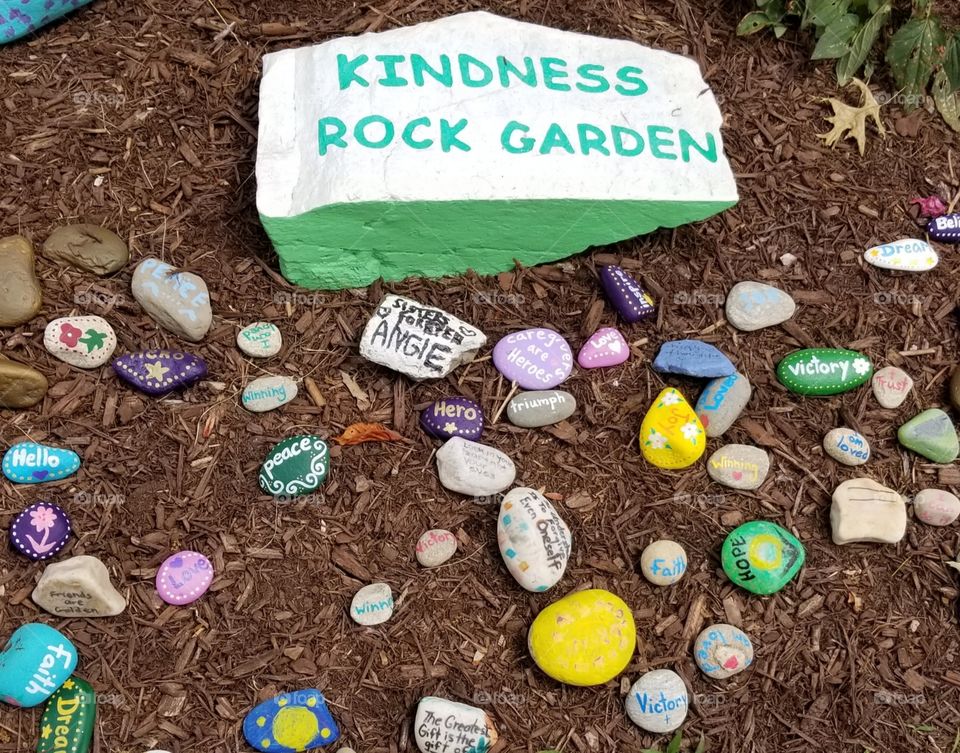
[[2, 442, 80, 484]]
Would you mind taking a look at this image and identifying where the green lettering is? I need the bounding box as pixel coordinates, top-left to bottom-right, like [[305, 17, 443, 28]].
[[577, 124, 610, 156], [375, 54, 408, 87], [541, 57, 571, 91], [354, 115, 394, 149], [540, 123, 575, 155], [440, 118, 470, 152], [614, 65, 648, 96], [337, 54, 370, 90], [612, 126, 644, 156], [679, 129, 719, 163], [575, 63, 610, 93], [411, 54, 454, 87], [501, 121, 535, 154], [497, 56, 538, 88], [648, 125, 677, 160], [402, 117, 433, 150], [318, 117, 348, 155], [459, 54, 493, 88]]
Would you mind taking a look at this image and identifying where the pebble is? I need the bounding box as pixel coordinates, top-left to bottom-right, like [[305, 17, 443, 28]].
[[242, 375, 298, 412], [112, 349, 207, 395], [598, 265, 656, 323], [823, 428, 870, 466], [577, 327, 629, 368], [0, 623, 78, 708], [243, 689, 339, 752], [528, 589, 636, 686], [653, 339, 735, 378], [831, 478, 906, 545], [493, 328, 574, 389], [0, 355, 48, 408], [37, 676, 95, 753], [624, 670, 688, 733], [10, 502, 72, 561], [131, 258, 212, 342], [694, 624, 754, 679], [2, 441, 80, 484], [0, 235, 42, 327], [872, 366, 913, 408], [927, 212, 960, 243], [951, 368, 960, 412], [706, 444, 769, 490], [415, 529, 457, 567], [776, 348, 873, 395], [420, 396, 483, 440], [506, 390, 576, 428], [721, 521, 805, 595], [498, 487, 572, 592], [912, 489, 960, 526], [639, 387, 705, 469], [414, 697, 497, 753], [864, 238, 938, 271], [156, 551, 213, 605], [435, 437, 516, 497], [640, 540, 687, 586], [43, 316, 117, 369], [42, 224, 129, 275], [350, 583, 394, 626], [32, 555, 126, 617], [258, 435, 330, 498], [695, 371, 752, 437], [237, 322, 282, 358], [724, 281, 796, 331], [898, 409, 959, 463]]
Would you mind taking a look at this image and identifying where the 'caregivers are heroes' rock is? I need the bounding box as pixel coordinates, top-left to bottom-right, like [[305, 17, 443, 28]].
[[256, 12, 738, 289]]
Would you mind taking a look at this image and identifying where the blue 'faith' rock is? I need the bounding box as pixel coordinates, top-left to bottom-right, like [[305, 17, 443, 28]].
[[10, 502, 72, 561], [598, 266, 656, 323], [653, 340, 735, 378], [0, 623, 78, 708], [928, 213, 960, 243], [420, 396, 483, 440], [112, 350, 207, 395], [2, 442, 80, 484]]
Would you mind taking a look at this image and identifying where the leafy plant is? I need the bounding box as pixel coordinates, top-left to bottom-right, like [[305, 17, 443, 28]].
[[641, 730, 707, 753]]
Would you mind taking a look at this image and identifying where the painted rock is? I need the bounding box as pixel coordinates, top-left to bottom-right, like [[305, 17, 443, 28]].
[[913, 489, 960, 526], [706, 444, 769, 490], [0, 235, 42, 326], [131, 258, 212, 342], [724, 281, 796, 331], [865, 238, 938, 272], [653, 339, 735, 378], [415, 529, 457, 568], [693, 624, 754, 680], [2, 442, 81, 484], [42, 224, 129, 275], [624, 670, 688, 733], [830, 478, 906, 545], [10, 502, 72, 561], [577, 327, 629, 368], [0, 355, 48, 408], [927, 213, 960, 243], [952, 368, 960, 412], [359, 295, 486, 379], [237, 322, 283, 358], [598, 265, 656, 323], [37, 676, 95, 753], [43, 316, 117, 369], [872, 366, 913, 409], [33, 555, 126, 617], [242, 689, 340, 752], [0, 623, 77, 708], [898, 409, 959, 463], [498, 488, 572, 592], [156, 551, 213, 605], [639, 387, 705, 470], [0, 0, 94, 45], [640, 539, 687, 586], [528, 589, 636, 686], [776, 348, 873, 396], [420, 396, 483, 440], [242, 376, 298, 412], [823, 428, 870, 466], [414, 697, 497, 753], [259, 436, 330, 498], [695, 371, 752, 437], [435, 437, 516, 497], [493, 328, 574, 389], [112, 350, 207, 395], [506, 390, 576, 428], [721, 521, 804, 595], [350, 583, 394, 626]]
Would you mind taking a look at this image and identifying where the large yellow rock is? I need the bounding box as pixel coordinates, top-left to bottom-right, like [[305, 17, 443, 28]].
[[528, 588, 636, 686], [0, 235, 42, 327], [639, 387, 705, 469]]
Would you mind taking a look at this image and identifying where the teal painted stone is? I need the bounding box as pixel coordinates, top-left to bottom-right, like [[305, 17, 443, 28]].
[[1, 1, 93, 44], [0, 623, 78, 708], [37, 677, 95, 753], [242, 689, 339, 751], [721, 521, 805, 595], [2, 442, 80, 484], [898, 409, 959, 463], [258, 436, 330, 498], [776, 348, 872, 396]]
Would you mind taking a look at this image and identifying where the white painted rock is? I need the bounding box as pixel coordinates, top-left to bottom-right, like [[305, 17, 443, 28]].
[[640, 540, 687, 586], [872, 366, 913, 409], [131, 258, 212, 341], [724, 281, 795, 331], [823, 428, 870, 466], [32, 555, 126, 617], [913, 489, 960, 526], [416, 529, 457, 567], [237, 322, 282, 357], [242, 375, 298, 412], [507, 390, 577, 428], [414, 697, 497, 753], [864, 238, 938, 272], [436, 437, 516, 497], [350, 583, 394, 625], [497, 487, 572, 592], [695, 371, 752, 438], [693, 624, 753, 680], [831, 478, 906, 545], [625, 669, 688, 733], [706, 444, 769, 490], [43, 316, 117, 368]]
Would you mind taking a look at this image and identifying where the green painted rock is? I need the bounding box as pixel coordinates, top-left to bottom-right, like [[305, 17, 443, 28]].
[[776, 348, 873, 396], [38, 677, 95, 753], [256, 12, 738, 289], [721, 521, 804, 595], [258, 435, 330, 498], [898, 409, 959, 463]]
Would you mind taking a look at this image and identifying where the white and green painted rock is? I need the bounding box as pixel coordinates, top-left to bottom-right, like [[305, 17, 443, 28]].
[[776, 348, 873, 396], [256, 12, 738, 289], [259, 435, 330, 498]]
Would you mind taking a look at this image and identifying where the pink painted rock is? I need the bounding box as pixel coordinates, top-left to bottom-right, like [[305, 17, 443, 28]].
[[871, 366, 913, 409], [913, 489, 960, 526], [577, 327, 629, 369], [156, 551, 213, 605]]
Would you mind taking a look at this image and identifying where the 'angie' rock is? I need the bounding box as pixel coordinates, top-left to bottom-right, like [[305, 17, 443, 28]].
[[420, 396, 483, 440], [493, 328, 574, 389], [37, 676, 95, 753], [0, 235, 42, 326], [693, 624, 754, 680], [243, 689, 340, 752], [32, 555, 126, 617], [131, 258, 212, 341], [112, 350, 207, 395], [864, 238, 938, 271], [598, 265, 656, 323], [653, 339, 735, 378], [625, 670, 688, 733], [415, 529, 457, 567], [242, 375, 298, 412], [42, 224, 128, 275], [0, 623, 77, 708], [724, 281, 795, 331], [721, 521, 804, 595], [237, 322, 283, 358], [640, 539, 687, 586], [706, 444, 769, 490], [259, 435, 330, 498], [10, 502, 72, 561], [695, 371, 752, 437], [43, 316, 117, 369], [830, 478, 906, 545], [913, 489, 960, 526], [498, 487, 572, 592], [350, 583, 394, 626], [872, 366, 913, 409], [435, 437, 516, 497], [507, 390, 576, 428], [639, 387, 705, 469], [156, 551, 213, 605], [2, 442, 80, 484], [577, 327, 629, 368], [414, 697, 497, 753], [898, 409, 959, 463], [0, 355, 48, 408], [823, 428, 870, 466], [776, 348, 873, 396], [927, 213, 960, 243]]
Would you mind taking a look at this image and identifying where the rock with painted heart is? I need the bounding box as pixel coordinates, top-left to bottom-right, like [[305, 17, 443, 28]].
[[112, 350, 207, 395], [414, 697, 497, 753], [435, 437, 516, 497], [0, 623, 77, 708], [498, 487, 572, 592], [131, 258, 212, 341], [823, 428, 870, 466], [507, 390, 576, 428], [237, 322, 283, 358], [695, 371, 751, 438], [927, 212, 960, 243], [33, 555, 126, 617], [258, 435, 330, 498], [639, 387, 705, 469], [721, 521, 804, 595], [724, 281, 796, 331], [42, 224, 129, 275], [10, 502, 72, 561], [598, 265, 656, 323], [37, 676, 95, 753], [864, 238, 938, 271], [913, 489, 960, 526], [242, 376, 298, 413], [2, 442, 80, 485], [706, 444, 769, 490], [653, 339, 735, 378], [0, 355, 48, 409], [693, 624, 754, 680], [776, 348, 872, 396], [898, 409, 959, 463], [43, 316, 117, 369], [577, 327, 629, 368], [624, 670, 688, 733], [831, 478, 906, 545], [640, 539, 687, 586], [493, 328, 573, 389], [420, 396, 483, 440], [0, 235, 42, 327], [350, 583, 394, 626], [415, 529, 457, 567], [243, 689, 340, 752], [156, 551, 213, 606], [872, 365, 913, 409], [528, 589, 636, 686]]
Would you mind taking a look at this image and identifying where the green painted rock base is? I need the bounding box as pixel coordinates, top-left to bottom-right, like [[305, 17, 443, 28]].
[[776, 348, 873, 396], [38, 677, 95, 753], [898, 409, 959, 463], [722, 521, 805, 595]]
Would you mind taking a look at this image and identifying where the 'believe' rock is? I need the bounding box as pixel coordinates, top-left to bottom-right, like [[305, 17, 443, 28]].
[[498, 487, 572, 592], [721, 521, 804, 595], [37, 676, 95, 753], [43, 316, 117, 369], [695, 371, 751, 437], [776, 348, 872, 395], [493, 328, 573, 389], [0, 623, 77, 708], [927, 213, 960, 243], [32, 555, 126, 617], [830, 478, 906, 545], [243, 689, 339, 752], [131, 258, 212, 341], [653, 339, 735, 378], [507, 390, 576, 428], [598, 265, 656, 323], [2, 442, 80, 484], [10, 502, 72, 561], [42, 224, 128, 275], [639, 387, 705, 469], [898, 409, 959, 463], [414, 697, 497, 753], [436, 437, 516, 497]]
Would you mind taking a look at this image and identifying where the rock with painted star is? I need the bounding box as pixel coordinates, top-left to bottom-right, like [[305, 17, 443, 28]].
[[242, 689, 340, 752], [493, 328, 573, 389], [37, 676, 95, 753], [598, 265, 656, 323], [497, 487, 572, 592], [776, 348, 873, 396], [10, 502, 72, 561], [625, 670, 688, 733], [639, 387, 705, 469], [721, 520, 805, 595], [131, 257, 212, 342], [2, 441, 80, 484], [693, 624, 754, 680], [112, 350, 207, 395], [156, 551, 213, 606], [695, 371, 752, 438], [927, 212, 960, 243], [43, 316, 117, 369], [653, 339, 735, 378], [577, 327, 629, 368], [872, 365, 913, 408], [898, 408, 959, 463], [32, 555, 127, 617], [0, 623, 78, 708], [414, 697, 497, 753], [419, 396, 483, 440], [864, 238, 938, 272]]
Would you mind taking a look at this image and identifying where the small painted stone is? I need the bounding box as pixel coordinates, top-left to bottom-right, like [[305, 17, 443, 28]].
[[528, 589, 636, 686], [0, 355, 48, 408], [830, 478, 906, 545], [927, 212, 960, 243], [0, 623, 78, 708], [951, 368, 960, 412], [498, 488, 572, 592], [156, 551, 213, 605], [913, 489, 960, 526], [653, 339, 735, 378], [2, 442, 81, 484], [624, 670, 688, 733], [42, 224, 129, 275], [420, 396, 483, 440], [706, 444, 769, 490], [577, 327, 629, 368], [639, 387, 705, 470], [237, 322, 282, 358], [693, 624, 754, 680], [43, 316, 117, 369], [10, 502, 71, 561], [776, 348, 873, 396], [33, 555, 126, 617], [131, 258, 212, 342], [898, 409, 959, 463], [258, 436, 330, 498], [823, 428, 870, 466], [112, 350, 207, 395], [872, 366, 913, 409], [414, 697, 497, 753], [695, 371, 752, 438], [724, 281, 796, 331], [415, 529, 457, 567], [242, 689, 340, 752], [37, 676, 95, 753], [350, 583, 394, 626], [598, 265, 656, 323], [0, 235, 42, 327], [493, 328, 574, 389], [435, 437, 516, 497], [640, 540, 687, 586], [721, 521, 805, 595], [506, 390, 576, 428], [864, 238, 938, 271], [242, 375, 298, 413]]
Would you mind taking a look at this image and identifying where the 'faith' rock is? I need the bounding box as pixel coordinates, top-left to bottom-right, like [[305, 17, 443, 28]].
[[259, 435, 330, 498], [823, 428, 870, 466], [864, 238, 938, 271], [37, 676, 95, 753], [721, 521, 804, 595], [493, 328, 573, 389], [598, 265, 656, 323], [0, 356, 48, 408], [898, 409, 959, 463], [913, 489, 960, 526], [706, 444, 769, 490], [640, 539, 687, 586], [695, 371, 751, 437], [0, 623, 77, 708], [243, 689, 339, 753], [831, 478, 906, 545], [0, 235, 42, 327], [156, 551, 213, 606], [42, 224, 128, 275], [242, 375, 298, 412], [414, 697, 497, 753], [625, 670, 688, 733], [350, 583, 394, 626], [2, 442, 80, 484], [507, 390, 577, 428], [131, 258, 212, 342], [577, 327, 629, 368], [872, 365, 913, 408], [32, 555, 126, 617], [776, 348, 872, 396], [0, 1, 93, 44], [10, 502, 72, 561], [420, 396, 484, 440], [927, 213, 960, 243], [724, 281, 795, 331], [694, 624, 753, 680], [639, 387, 705, 469], [435, 437, 516, 497], [237, 322, 283, 358], [416, 529, 457, 567], [43, 316, 117, 369], [498, 487, 572, 592], [653, 339, 735, 378], [112, 350, 207, 395]]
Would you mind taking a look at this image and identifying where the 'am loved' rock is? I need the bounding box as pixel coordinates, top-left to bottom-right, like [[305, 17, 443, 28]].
[[724, 281, 795, 331], [898, 409, 959, 463], [776, 348, 872, 396], [43, 316, 117, 369], [928, 212, 960, 243], [0, 235, 42, 327], [864, 238, 938, 272], [42, 224, 129, 275], [37, 676, 96, 753], [653, 339, 735, 378], [350, 583, 394, 626], [131, 258, 212, 342], [823, 428, 870, 466], [10, 502, 72, 561], [507, 390, 576, 428], [420, 396, 483, 440], [112, 350, 207, 395], [639, 387, 705, 469], [0, 355, 48, 409], [0, 623, 77, 708], [33, 555, 126, 617], [242, 376, 298, 412], [598, 265, 656, 323], [2, 442, 80, 484], [414, 697, 497, 753], [913, 489, 960, 526], [493, 328, 573, 389], [694, 624, 753, 680], [625, 670, 688, 733], [721, 521, 804, 595], [695, 371, 751, 438], [243, 689, 339, 753], [706, 444, 769, 490], [831, 478, 906, 545], [237, 322, 282, 358], [577, 327, 629, 368], [498, 487, 572, 592], [872, 365, 913, 409], [259, 435, 330, 498], [416, 529, 457, 567], [640, 539, 686, 586], [436, 437, 516, 497]]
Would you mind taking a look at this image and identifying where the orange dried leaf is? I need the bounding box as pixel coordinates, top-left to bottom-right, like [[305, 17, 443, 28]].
[[334, 422, 407, 446]]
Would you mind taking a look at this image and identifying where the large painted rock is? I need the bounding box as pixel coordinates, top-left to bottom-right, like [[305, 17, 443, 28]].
[[420, 396, 484, 440], [243, 689, 340, 752], [776, 348, 873, 396], [598, 265, 656, 323], [43, 316, 117, 369], [0, 0, 93, 44], [625, 670, 688, 733], [898, 409, 959, 463], [0, 355, 48, 408], [927, 213, 960, 243], [131, 258, 212, 341], [242, 376, 298, 412], [830, 478, 906, 545], [507, 390, 577, 428], [42, 224, 128, 275], [2, 442, 80, 484], [0, 623, 78, 708], [259, 436, 330, 498], [37, 676, 95, 753], [864, 239, 938, 272], [435, 437, 516, 497], [493, 328, 574, 389], [639, 387, 705, 469], [33, 555, 126, 617], [497, 487, 572, 592], [693, 624, 753, 680], [414, 697, 497, 753], [10, 502, 72, 561], [112, 350, 207, 395], [653, 339, 735, 378], [721, 521, 804, 595], [695, 371, 751, 437], [255, 12, 737, 289], [577, 327, 629, 368], [0, 235, 42, 326]]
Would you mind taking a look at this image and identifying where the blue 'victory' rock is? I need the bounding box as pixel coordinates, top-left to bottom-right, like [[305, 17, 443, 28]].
[[420, 396, 484, 440], [653, 340, 735, 378], [242, 689, 340, 752], [0, 623, 78, 708]]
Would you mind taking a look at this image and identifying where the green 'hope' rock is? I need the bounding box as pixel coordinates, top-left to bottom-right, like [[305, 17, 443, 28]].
[[898, 409, 959, 463], [776, 348, 873, 396], [721, 521, 805, 595], [258, 435, 330, 498], [38, 677, 95, 753]]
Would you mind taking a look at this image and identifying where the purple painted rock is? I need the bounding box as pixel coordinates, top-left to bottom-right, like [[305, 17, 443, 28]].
[[112, 350, 207, 395], [492, 328, 573, 389], [10, 502, 71, 561], [577, 327, 629, 368], [598, 266, 656, 323], [156, 551, 213, 606], [420, 396, 483, 440], [928, 213, 960, 243]]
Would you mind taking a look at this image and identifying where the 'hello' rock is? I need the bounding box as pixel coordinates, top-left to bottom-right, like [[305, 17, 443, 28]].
[[415, 529, 457, 567], [131, 258, 212, 342], [927, 213, 960, 243], [640, 539, 687, 586], [243, 689, 340, 752], [639, 387, 705, 470], [625, 670, 688, 734], [830, 478, 906, 545], [653, 339, 735, 378], [33, 555, 126, 618], [2, 442, 81, 484], [259, 436, 330, 498], [43, 316, 117, 369], [498, 488, 572, 592], [10, 502, 72, 561], [493, 328, 574, 389], [42, 225, 128, 275], [598, 265, 656, 323], [724, 281, 795, 331], [913, 489, 960, 526], [823, 428, 870, 466], [0, 235, 42, 327], [420, 396, 483, 440], [776, 348, 872, 396], [237, 322, 283, 358], [721, 521, 804, 595], [695, 371, 752, 438], [242, 376, 298, 413], [112, 350, 207, 395], [507, 390, 576, 428], [706, 444, 769, 490], [436, 437, 516, 497], [872, 366, 913, 409], [414, 697, 497, 753], [693, 624, 753, 680], [350, 583, 394, 626], [156, 551, 213, 606], [864, 238, 938, 271], [37, 676, 95, 753], [0, 355, 48, 408], [0, 623, 77, 708], [577, 327, 629, 368], [898, 409, 959, 463]]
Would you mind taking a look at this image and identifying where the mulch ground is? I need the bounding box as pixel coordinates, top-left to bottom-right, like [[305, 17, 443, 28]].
[[2, 1, 960, 752]]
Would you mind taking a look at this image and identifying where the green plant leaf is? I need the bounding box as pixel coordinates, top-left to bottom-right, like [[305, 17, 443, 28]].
[[665, 730, 684, 753], [836, 2, 890, 84], [738, 11, 774, 36], [813, 13, 861, 59], [803, 0, 850, 30], [886, 15, 946, 108], [944, 34, 960, 91], [934, 68, 960, 131], [694, 732, 708, 753]]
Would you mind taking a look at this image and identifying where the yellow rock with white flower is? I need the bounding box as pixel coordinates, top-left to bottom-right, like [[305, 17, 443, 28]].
[[639, 387, 705, 469]]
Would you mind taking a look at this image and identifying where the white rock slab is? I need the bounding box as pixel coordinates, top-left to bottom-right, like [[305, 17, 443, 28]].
[[414, 697, 497, 753], [625, 669, 688, 733], [497, 487, 571, 592], [350, 583, 394, 625], [241, 375, 298, 412], [32, 555, 126, 617], [43, 315, 117, 368], [131, 258, 212, 341], [237, 322, 282, 357], [436, 437, 516, 497], [831, 478, 906, 545]]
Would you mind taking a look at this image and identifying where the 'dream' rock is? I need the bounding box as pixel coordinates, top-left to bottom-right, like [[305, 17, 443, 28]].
[[497, 487, 572, 592], [695, 371, 751, 438], [243, 689, 340, 752], [830, 478, 906, 545], [639, 387, 705, 469], [776, 348, 872, 396], [898, 409, 959, 463], [37, 677, 96, 753], [721, 521, 804, 595], [414, 697, 497, 753], [255, 12, 738, 290], [0, 623, 78, 708], [131, 258, 212, 342], [9, 502, 72, 561], [32, 555, 127, 618], [927, 213, 960, 243], [43, 316, 117, 369], [0, 1, 94, 45], [2, 441, 80, 484], [112, 350, 207, 395], [598, 265, 656, 323], [864, 238, 938, 272]]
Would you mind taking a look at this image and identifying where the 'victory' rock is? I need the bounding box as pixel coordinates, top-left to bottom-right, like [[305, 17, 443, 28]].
[[507, 390, 577, 428], [599, 266, 656, 323], [43, 316, 117, 369], [32, 555, 126, 617], [776, 348, 873, 396], [724, 281, 795, 331], [823, 428, 870, 466], [435, 437, 516, 497], [898, 409, 959, 463], [695, 371, 751, 437], [693, 624, 753, 680], [416, 529, 457, 567], [721, 521, 804, 595], [653, 339, 735, 378], [414, 697, 497, 753], [498, 487, 572, 592], [242, 376, 298, 413], [927, 213, 960, 243], [243, 689, 340, 752], [37, 676, 95, 753], [0, 235, 42, 327], [639, 387, 705, 469], [112, 350, 207, 395], [42, 224, 128, 275], [830, 478, 906, 545], [872, 365, 913, 409], [10, 502, 72, 561], [625, 670, 688, 733], [259, 436, 330, 498], [493, 328, 573, 389], [706, 444, 769, 490], [0, 623, 77, 708], [420, 396, 484, 440], [2, 442, 80, 484], [131, 258, 212, 342], [864, 238, 938, 272], [577, 327, 629, 368]]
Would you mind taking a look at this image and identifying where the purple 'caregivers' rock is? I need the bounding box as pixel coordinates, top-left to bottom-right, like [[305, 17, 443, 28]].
[[928, 213, 960, 243], [492, 328, 573, 389], [156, 550, 213, 606], [653, 340, 735, 378], [599, 266, 656, 323], [420, 396, 484, 440], [112, 350, 207, 395], [10, 502, 72, 561]]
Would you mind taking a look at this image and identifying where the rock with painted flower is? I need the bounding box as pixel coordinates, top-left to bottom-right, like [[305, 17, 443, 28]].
[[414, 697, 497, 753], [242, 689, 340, 752], [131, 258, 212, 341], [32, 555, 126, 618], [897, 409, 959, 463], [776, 348, 873, 396], [695, 371, 752, 438], [43, 316, 117, 369], [112, 350, 207, 395], [864, 238, 938, 272], [2, 442, 80, 484], [37, 676, 95, 753], [639, 387, 705, 469], [498, 487, 572, 592], [721, 520, 804, 595], [0, 623, 78, 708], [10, 502, 72, 561], [693, 624, 754, 680], [625, 669, 688, 733]]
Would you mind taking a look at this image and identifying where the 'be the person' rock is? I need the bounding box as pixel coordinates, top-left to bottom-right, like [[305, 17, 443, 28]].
[[498, 487, 572, 592], [435, 437, 516, 497]]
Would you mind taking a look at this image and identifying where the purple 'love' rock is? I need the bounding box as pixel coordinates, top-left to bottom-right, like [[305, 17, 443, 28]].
[[599, 266, 656, 323], [112, 349, 207, 395], [10, 502, 72, 561], [928, 213, 960, 243], [420, 396, 484, 440], [492, 328, 574, 389], [156, 550, 213, 606]]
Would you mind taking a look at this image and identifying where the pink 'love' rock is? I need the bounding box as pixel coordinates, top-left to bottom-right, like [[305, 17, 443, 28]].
[[577, 327, 629, 369]]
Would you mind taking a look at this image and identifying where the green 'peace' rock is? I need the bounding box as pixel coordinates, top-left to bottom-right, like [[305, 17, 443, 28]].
[[37, 677, 95, 753], [721, 521, 805, 595], [258, 435, 330, 498], [776, 348, 872, 396]]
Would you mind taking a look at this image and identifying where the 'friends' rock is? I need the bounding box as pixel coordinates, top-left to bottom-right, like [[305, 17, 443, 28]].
[[830, 478, 906, 545], [776, 348, 872, 396], [112, 350, 207, 395], [823, 428, 870, 466], [498, 488, 572, 592], [639, 387, 705, 469], [695, 371, 751, 437], [37, 676, 95, 753], [242, 376, 298, 413], [435, 437, 516, 497], [864, 238, 938, 271], [897, 409, 959, 463], [693, 624, 753, 680], [624, 670, 688, 733], [493, 328, 573, 389], [913, 489, 960, 526], [243, 689, 340, 752], [413, 697, 496, 753], [156, 551, 213, 606], [577, 327, 629, 368], [724, 281, 795, 331], [32, 555, 126, 617], [653, 339, 735, 378], [872, 365, 913, 408], [0, 355, 48, 408], [10, 502, 72, 561], [259, 436, 330, 498], [506, 390, 576, 428], [42, 224, 129, 275], [721, 521, 804, 595], [599, 265, 656, 323], [43, 316, 117, 369], [706, 444, 769, 490], [640, 540, 687, 586], [237, 322, 283, 358], [0, 235, 42, 327], [350, 583, 394, 626], [927, 212, 960, 243], [2, 442, 80, 484], [131, 258, 212, 342], [415, 529, 457, 567], [0, 623, 77, 708], [420, 396, 483, 441]]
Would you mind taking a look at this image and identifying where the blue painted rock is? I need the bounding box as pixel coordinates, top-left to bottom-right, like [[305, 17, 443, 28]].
[[10, 502, 72, 561], [492, 328, 573, 389], [420, 396, 483, 440], [2, 442, 80, 484], [776, 348, 872, 395], [598, 266, 656, 323], [259, 436, 330, 498], [131, 258, 212, 341], [695, 371, 752, 437], [156, 551, 213, 606], [243, 689, 340, 752], [0, 0, 93, 44], [653, 340, 735, 378], [864, 239, 938, 272], [928, 213, 960, 243], [693, 624, 753, 680], [37, 676, 95, 753], [112, 350, 207, 395], [0, 623, 78, 708], [43, 316, 117, 368], [577, 327, 629, 368], [242, 376, 298, 412], [721, 521, 805, 595], [898, 409, 959, 463]]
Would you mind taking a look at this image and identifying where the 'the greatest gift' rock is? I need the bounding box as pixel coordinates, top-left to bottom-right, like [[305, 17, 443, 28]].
[[435, 437, 516, 497], [32, 555, 127, 617], [414, 697, 497, 753], [830, 478, 906, 545], [37, 676, 96, 753], [695, 371, 751, 437], [498, 487, 572, 592], [131, 258, 212, 341], [43, 316, 117, 369], [2, 442, 80, 484], [420, 396, 483, 440], [0, 623, 77, 708], [721, 521, 804, 595], [243, 689, 340, 752], [898, 409, 959, 463], [493, 328, 573, 389], [259, 436, 330, 498], [639, 387, 705, 469], [776, 348, 872, 395], [653, 339, 735, 378], [10, 502, 72, 561], [112, 350, 207, 395]]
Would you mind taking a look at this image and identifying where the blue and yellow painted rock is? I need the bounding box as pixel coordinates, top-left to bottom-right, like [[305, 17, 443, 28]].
[[242, 689, 340, 752], [37, 677, 95, 753]]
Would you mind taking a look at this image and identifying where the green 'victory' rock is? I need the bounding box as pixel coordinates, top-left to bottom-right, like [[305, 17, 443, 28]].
[[258, 435, 330, 498], [898, 409, 960, 463], [721, 521, 805, 595], [38, 677, 95, 753], [776, 348, 872, 396]]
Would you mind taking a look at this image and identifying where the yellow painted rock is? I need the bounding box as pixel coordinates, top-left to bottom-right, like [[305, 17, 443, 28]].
[[0, 235, 42, 327], [528, 588, 636, 686], [639, 387, 705, 469], [0, 355, 47, 408]]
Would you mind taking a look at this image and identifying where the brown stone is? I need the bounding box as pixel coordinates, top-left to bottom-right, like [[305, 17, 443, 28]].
[[951, 367, 960, 412], [42, 224, 129, 275], [0, 235, 42, 326], [0, 355, 47, 408]]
